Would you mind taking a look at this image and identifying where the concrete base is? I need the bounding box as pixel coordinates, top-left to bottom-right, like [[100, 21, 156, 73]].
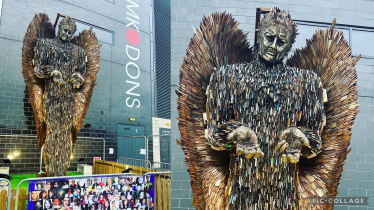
[[0, 167, 9, 175], [77, 164, 92, 175]]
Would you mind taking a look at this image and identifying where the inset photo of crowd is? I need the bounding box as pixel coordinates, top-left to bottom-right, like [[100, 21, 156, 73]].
[[29, 175, 154, 210]]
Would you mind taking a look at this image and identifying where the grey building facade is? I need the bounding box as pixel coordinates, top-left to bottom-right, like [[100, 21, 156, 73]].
[[0, 0, 156, 173], [171, 0, 374, 209]]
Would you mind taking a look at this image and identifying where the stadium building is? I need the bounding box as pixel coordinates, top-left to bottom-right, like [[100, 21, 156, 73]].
[[0, 0, 171, 174]]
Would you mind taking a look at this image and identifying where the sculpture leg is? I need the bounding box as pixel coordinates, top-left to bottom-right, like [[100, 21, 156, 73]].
[[44, 115, 73, 176], [43, 83, 74, 177]]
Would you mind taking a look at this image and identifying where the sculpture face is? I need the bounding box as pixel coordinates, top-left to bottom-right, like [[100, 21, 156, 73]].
[[58, 21, 75, 41], [258, 23, 291, 64]]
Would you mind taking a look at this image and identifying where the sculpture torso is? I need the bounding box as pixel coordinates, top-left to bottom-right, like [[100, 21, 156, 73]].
[[207, 57, 324, 209], [39, 38, 85, 113]]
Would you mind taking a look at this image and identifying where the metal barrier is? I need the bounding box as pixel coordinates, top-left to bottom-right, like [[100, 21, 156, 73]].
[[0, 178, 11, 210], [117, 157, 171, 171], [116, 135, 148, 162], [152, 161, 171, 171], [1, 134, 150, 174], [117, 135, 171, 167], [145, 171, 171, 210], [14, 172, 136, 210], [0, 134, 173, 174], [118, 157, 152, 168], [0, 134, 107, 174]]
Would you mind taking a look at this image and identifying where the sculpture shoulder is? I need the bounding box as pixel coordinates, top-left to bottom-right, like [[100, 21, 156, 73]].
[[75, 44, 85, 54], [35, 38, 55, 48], [287, 67, 324, 103], [70, 43, 85, 56], [215, 62, 252, 74], [211, 62, 251, 82], [287, 66, 321, 81]]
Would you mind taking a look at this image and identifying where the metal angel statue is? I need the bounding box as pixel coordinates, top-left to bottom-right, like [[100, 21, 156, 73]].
[[22, 14, 100, 176], [177, 7, 359, 210]]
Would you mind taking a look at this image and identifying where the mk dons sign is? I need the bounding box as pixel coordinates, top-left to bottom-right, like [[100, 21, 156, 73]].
[[125, 0, 142, 108]]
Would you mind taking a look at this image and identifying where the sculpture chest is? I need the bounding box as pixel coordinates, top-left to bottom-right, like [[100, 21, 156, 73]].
[[211, 62, 319, 144], [39, 38, 83, 81], [208, 61, 324, 209]]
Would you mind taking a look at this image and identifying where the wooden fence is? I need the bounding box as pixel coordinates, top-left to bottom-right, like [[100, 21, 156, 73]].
[[0, 188, 27, 210], [93, 159, 163, 174], [94, 160, 171, 210]]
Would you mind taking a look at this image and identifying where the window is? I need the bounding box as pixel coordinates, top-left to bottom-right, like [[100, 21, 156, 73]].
[[105, 0, 114, 3], [352, 29, 374, 57], [293, 21, 350, 51], [294, 20, 374, 58], [74, 20, 114, 45], [293, 24, 328, 50]]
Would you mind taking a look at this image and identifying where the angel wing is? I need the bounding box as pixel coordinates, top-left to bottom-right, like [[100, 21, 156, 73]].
[[70, 28, 100, 146], [286, 19, 360, 209], [177, 12, 253, 209], [22, 13, 55, 150]]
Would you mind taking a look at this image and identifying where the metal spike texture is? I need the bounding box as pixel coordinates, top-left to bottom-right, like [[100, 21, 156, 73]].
[[287, 22, 359, 209], [177, 12, 359, 210], [22, 13, 100, 177]]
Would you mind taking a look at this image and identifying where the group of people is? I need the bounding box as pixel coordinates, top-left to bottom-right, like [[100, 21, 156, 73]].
[[30, 176, 154, 210]]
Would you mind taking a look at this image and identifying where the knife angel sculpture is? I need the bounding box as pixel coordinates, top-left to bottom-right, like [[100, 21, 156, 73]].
[[22, 13, 100, 176], [177, 7, 359, 210]]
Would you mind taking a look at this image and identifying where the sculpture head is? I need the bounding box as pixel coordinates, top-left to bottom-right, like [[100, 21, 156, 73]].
[[58, 16, 77, 42], [258, 7, 298, 64]]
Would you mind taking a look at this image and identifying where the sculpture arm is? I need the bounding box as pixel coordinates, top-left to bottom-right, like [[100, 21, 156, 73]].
[[297, 126, 322, 158], [33, 39, 53, 78], [33, 39, 65, 85], [206, 67, 263, 158], [277, 72, 325, 163], [71, 47, 86, 88], [205, 69, 242, 150], [297, 74, 325, 158], [206, 122, 243, 150], [207, 122, 264, 158], [276, 126, 322, 163]]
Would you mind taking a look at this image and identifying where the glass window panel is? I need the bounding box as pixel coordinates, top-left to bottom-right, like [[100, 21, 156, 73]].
[[339, 28, 350, 42], [293, 24, 327, 49], [93, 28, 113, 44], [352, 29, 374, 56], [75, 21, 90, 33], [75, 21, 114, 45], [292, 24, 350, 50]]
